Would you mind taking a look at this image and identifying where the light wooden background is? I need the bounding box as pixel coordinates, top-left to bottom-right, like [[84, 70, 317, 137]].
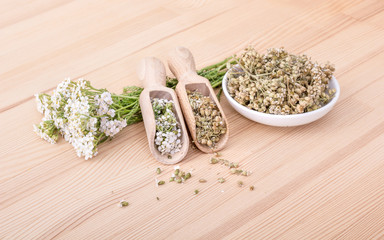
[[1, 0, 384, 239]]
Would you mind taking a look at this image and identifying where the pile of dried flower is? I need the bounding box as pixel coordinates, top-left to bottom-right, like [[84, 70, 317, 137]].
[[227, 47, 336, 114]]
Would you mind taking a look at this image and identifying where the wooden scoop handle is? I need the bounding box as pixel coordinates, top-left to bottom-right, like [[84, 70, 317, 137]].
[[137, 57, 166, 88], [168, 46, 197, 82]]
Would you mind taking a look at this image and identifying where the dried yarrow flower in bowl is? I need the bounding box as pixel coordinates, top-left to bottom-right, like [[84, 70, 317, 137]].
[[222, 47, 340, 127], [34, 78, 142, 159]]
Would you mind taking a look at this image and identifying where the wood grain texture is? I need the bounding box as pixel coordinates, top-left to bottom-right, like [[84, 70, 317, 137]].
[[1, 0, 384, 239]]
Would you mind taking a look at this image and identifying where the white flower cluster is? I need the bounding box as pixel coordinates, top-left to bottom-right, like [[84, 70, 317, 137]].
[[94, 92, 127, 137], [95, 92, 114, 116], [152, 98, 182, 156], [34, 78, 129, 160], [100, 117, 127, 137], [33, 120, 58, 144]]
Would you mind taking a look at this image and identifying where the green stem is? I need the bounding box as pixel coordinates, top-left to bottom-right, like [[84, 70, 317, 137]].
[[216, 88, 223, 100], [111, 94, 139, 99], [114, 101, 137, 111], [95, 132, 107, 145]]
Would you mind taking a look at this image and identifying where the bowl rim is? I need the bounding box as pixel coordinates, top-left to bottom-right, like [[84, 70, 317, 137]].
[[222, 71, 340, 119]]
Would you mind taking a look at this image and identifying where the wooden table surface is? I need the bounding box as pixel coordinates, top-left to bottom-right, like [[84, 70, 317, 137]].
[[1, 0, 384, 239]]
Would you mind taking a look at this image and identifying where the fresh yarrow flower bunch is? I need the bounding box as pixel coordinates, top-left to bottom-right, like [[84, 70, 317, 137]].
[[152, 98, 182, 157], [34, 78, 142, 159]]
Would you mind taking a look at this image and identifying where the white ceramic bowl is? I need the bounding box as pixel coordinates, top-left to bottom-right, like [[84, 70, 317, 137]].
[[222, 72, 340, 127]]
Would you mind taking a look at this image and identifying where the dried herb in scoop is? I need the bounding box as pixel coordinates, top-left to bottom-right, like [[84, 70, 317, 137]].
[[152, 98, 182, 156], [187, 90, 226, 148]]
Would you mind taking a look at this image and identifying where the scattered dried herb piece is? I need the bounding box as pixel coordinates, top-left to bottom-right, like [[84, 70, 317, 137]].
[[156, 167, 162, 175], [157, 180, 165, 186], [230, 169, 242, 175], [214, 152, 222, 157], [218, 177, 226, 183], [170, 166, 192, 184], [194, 189, 199, 195], [185, 172, 191, 180], [237, 181, 244, 187], [119, 200, 129, 207], [210, 157, 219, 164], [156, 197, 160, 200], [250, 186, 255, 191], [199, 179, 207, 183], [210, 157, 251, 176]]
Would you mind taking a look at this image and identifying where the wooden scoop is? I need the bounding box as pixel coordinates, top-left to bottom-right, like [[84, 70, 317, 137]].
[[138, 57, 189, 164], [167, 46, 229, 153]]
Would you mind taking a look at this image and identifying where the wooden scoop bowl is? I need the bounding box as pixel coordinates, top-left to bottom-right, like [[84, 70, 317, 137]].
[[167, 46, 229, 153], [138, 57, 189, 164]]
